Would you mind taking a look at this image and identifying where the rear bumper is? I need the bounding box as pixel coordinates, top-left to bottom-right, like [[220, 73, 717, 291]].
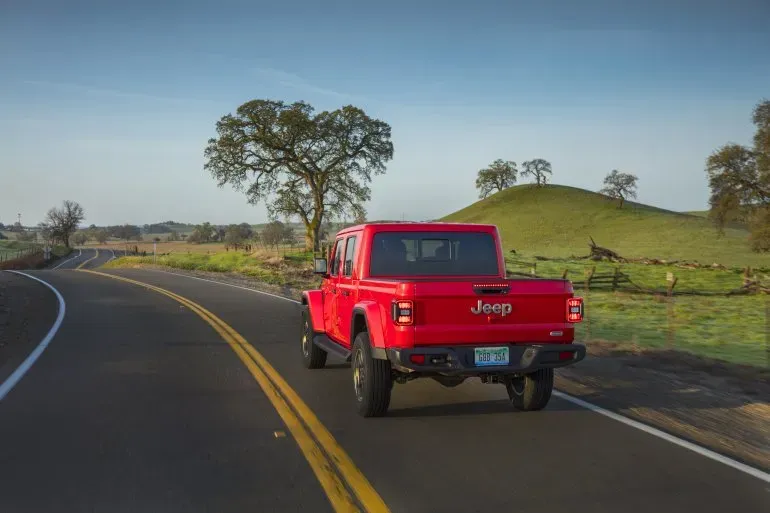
[[385, 343, 586, 375]]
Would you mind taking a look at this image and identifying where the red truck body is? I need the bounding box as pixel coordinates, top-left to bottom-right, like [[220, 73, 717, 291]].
[[301, 222, 585, 416]]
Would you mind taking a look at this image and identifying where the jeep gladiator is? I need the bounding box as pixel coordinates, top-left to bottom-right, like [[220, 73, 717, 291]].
[[301, 222, 585, 417]]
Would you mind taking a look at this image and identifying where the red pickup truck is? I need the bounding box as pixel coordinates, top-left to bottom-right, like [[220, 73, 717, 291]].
[[301, 222, 585, 417]]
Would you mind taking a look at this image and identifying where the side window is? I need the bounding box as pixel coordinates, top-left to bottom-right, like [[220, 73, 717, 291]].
[[330, 238, 344, 275], [343, 236, 357, 276]]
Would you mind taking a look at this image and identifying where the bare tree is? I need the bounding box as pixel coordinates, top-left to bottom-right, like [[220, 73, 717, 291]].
[[71, 231, 88, 246], [521, 159, 552, 187], [44, 200, 85, 248]]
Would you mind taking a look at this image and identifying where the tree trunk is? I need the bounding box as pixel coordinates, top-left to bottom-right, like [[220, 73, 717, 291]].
[[304, 225, 314, 252], [304, 217, 322, 252]]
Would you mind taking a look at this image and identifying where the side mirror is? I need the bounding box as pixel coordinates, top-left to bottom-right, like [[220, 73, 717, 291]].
[[313, 257, 328, 275]]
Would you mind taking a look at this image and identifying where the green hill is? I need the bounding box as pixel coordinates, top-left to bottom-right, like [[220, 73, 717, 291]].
[[441, 184, 767, 268]]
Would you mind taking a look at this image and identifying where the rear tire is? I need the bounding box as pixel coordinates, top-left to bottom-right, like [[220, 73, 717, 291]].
[[505, 369, 554, 411], [352, 332, 392, 417], [301, 306, 327, 369]]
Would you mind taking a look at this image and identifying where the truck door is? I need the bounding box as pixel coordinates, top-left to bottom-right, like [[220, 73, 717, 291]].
[[323, 237, 345, 341], [336, 234, 359, 348]]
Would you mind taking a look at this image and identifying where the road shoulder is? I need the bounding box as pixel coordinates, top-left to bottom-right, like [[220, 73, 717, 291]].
[[0, 272, 57, 386]]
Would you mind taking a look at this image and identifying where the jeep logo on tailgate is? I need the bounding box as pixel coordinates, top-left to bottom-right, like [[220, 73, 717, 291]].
[[471, 300, 512, 316]]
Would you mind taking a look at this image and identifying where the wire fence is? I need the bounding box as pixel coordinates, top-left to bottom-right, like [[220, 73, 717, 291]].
[[0, 246, 43, 263], [576, 282, 769, 369]]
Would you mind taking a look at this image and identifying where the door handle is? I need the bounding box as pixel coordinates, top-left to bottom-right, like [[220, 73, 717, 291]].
[[342, 290, 350, 297]]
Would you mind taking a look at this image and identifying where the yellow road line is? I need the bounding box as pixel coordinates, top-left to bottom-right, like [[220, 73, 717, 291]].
[[76, 249, 99, 270], [79, 269, 389, 513]]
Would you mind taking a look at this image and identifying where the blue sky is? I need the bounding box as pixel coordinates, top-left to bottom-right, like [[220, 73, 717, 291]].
[[1, 0, 769, 226]]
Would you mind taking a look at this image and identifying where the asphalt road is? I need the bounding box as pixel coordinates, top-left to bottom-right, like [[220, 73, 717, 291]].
[[0, 267, 768, 513], [50, 248, 118, 270]]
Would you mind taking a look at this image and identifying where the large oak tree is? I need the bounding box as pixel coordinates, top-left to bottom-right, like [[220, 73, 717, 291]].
[[475, 159, 517, 198], [707, 99, 770, 251], [204, 100, 393, 251]]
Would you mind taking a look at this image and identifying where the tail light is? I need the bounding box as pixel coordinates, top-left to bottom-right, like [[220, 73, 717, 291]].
[[391, 300, 414, 325], [409, 354, 425, 365], [566, 297, 583, 323]]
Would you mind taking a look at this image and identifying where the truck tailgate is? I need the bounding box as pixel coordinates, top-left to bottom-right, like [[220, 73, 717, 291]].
[[412, 279, 574, 345]]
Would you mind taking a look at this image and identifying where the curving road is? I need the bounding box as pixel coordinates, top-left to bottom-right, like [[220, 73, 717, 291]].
[[50, 247, 121, 270], [0, 267, 768, 513]]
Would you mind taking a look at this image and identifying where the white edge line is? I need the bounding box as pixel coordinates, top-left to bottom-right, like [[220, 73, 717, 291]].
[[552, 391, 770, 484], [122, 267, 770, 484], [0, 271, 66, 402], [52, 248, 82, 269]]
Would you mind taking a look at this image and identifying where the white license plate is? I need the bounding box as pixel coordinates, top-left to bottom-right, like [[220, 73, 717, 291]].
[[474, 347, 509, 366]]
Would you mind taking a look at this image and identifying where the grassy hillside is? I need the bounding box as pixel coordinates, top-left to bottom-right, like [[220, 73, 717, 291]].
[[442, 184, 768, 268]]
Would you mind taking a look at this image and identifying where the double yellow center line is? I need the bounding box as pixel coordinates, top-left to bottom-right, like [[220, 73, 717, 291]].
[[76, 249, 99, 270], [79, 270, 389, 513]]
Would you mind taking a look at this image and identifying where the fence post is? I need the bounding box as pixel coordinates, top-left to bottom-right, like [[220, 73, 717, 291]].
[[765, 294, 769, 368], [584, 267, 594, 342], [562, 268, 569, 280], [666, 272, 678, 348], [612, 266, 620, 291], [530, 261, 537, 276]]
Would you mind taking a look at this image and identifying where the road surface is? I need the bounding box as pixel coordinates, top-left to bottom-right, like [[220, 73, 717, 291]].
[[0, 267, 767, 513], [50, 248, 118, 270]]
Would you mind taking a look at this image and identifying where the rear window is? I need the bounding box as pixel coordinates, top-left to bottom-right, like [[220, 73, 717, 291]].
[[369, 231, 499, 276]]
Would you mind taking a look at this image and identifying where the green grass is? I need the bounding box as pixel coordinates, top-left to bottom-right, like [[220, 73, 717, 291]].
[[0, 240, 36, 258], [442, 184, 769, 268], [105, 251, 316, 289], [578, 292, 767, 367]]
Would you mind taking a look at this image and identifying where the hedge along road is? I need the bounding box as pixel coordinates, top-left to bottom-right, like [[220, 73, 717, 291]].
[[0, 268, 767, 513]]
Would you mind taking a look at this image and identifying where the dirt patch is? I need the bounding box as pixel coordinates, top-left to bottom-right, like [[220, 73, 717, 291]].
[[556, 342, 770, 471], [583, 340, 768, 394]]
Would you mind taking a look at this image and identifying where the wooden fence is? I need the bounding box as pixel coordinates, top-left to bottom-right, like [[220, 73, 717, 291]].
[[506, 259, 767, 297]]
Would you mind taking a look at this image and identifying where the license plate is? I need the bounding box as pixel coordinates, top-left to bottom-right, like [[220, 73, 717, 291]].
[[474, 347, 509, 366]]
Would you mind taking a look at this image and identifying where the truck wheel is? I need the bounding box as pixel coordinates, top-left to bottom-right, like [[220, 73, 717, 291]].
[[352, 332, 392, 417], [505, 369, 554, 411], [301, 306, 327, 369]]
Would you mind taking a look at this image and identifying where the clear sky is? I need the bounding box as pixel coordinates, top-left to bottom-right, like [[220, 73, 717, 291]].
[[1, 0, 768, 227]]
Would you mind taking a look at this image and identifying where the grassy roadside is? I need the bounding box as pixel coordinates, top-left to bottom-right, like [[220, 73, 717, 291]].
[[104, 250, 317, 290], [577, 291, 767, 366]]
